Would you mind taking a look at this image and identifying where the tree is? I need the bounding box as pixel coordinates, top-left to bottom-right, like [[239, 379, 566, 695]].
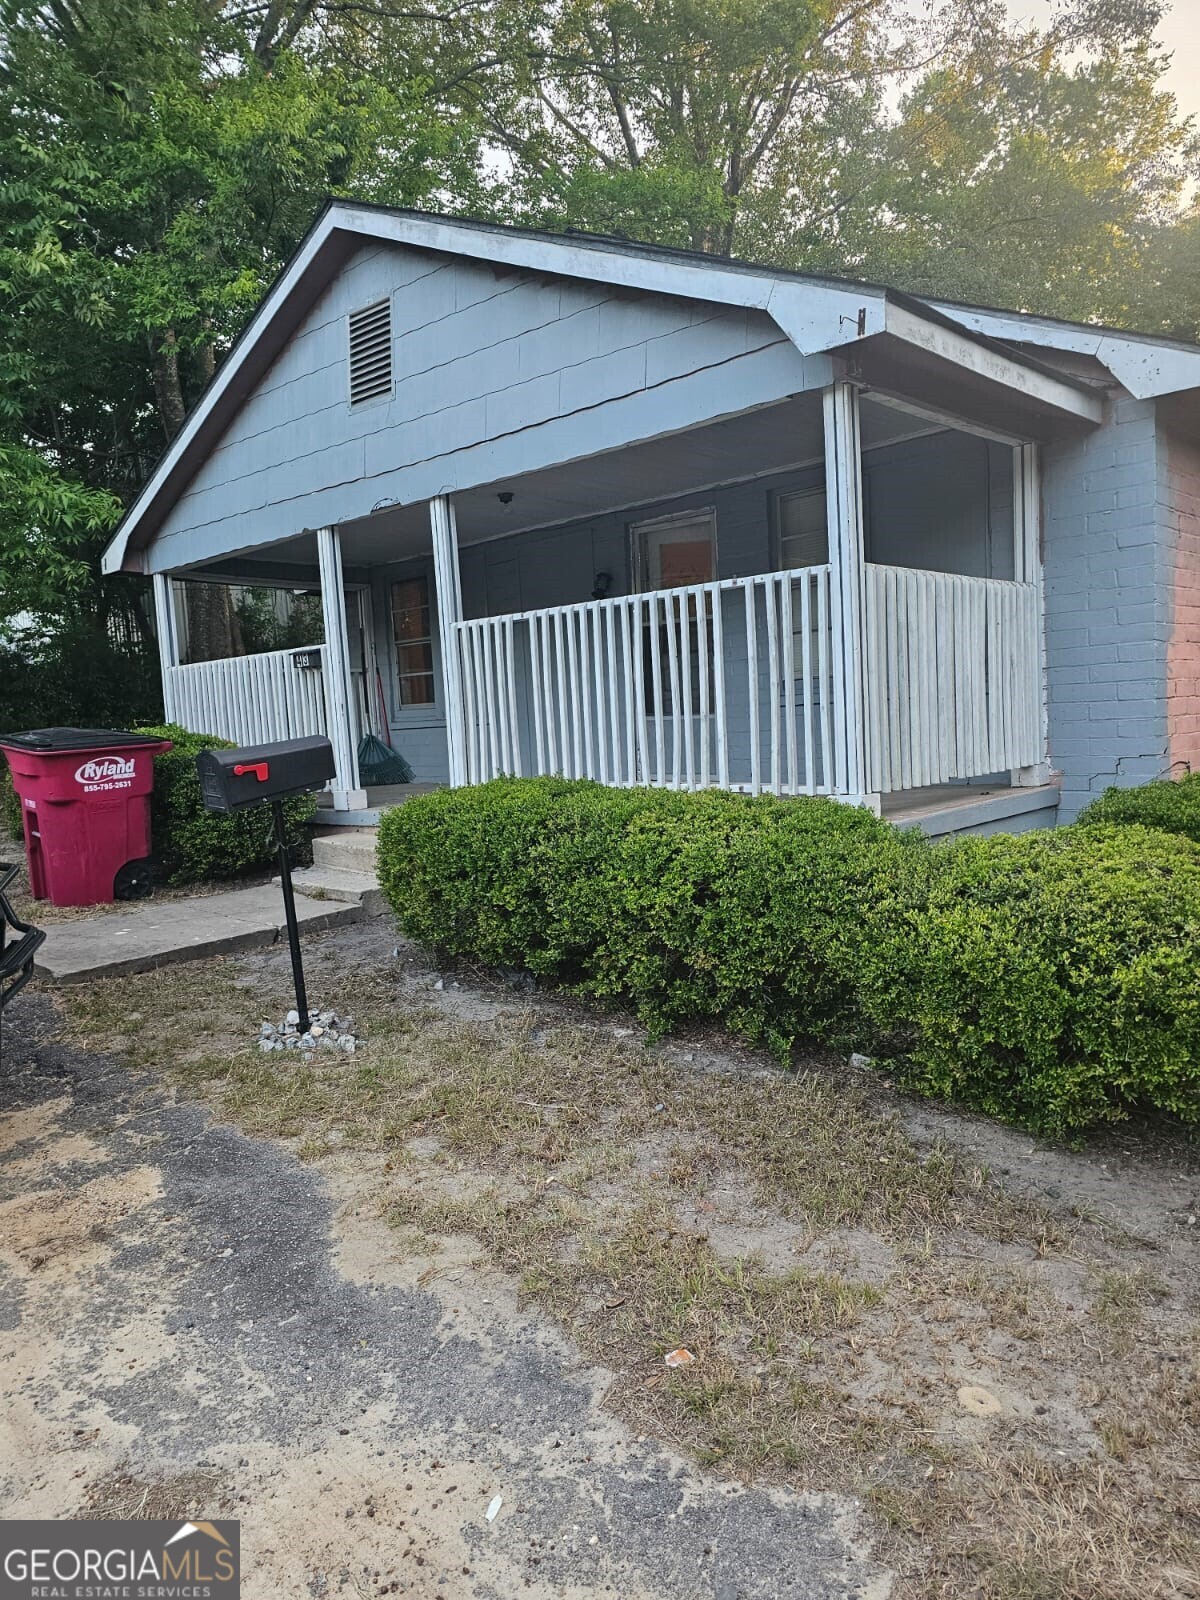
[[0, 0, 480, 642], [457, 0, 1192, 330], [747, 0, 1195, 326], [455, 0, 895, 252]]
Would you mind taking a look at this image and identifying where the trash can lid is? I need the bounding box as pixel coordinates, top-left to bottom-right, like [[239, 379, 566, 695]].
[[0, 727, 168, 753]]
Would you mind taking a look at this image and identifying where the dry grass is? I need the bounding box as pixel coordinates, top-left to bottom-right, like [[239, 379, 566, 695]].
[[63, 951, 1200, 1600], [80, 1467, 230, 1522]]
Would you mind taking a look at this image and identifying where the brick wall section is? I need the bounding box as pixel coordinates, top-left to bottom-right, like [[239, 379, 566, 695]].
[[1164, 426, 1200, 775], [1042, 397, 1170, 820]]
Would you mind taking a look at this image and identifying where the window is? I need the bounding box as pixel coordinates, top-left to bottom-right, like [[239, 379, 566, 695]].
[[778, 488, 828, 571], [348, 298, 393, 406], [778, 489, 830, 681], [391, 577, 435, 706], [633, 509, 717, 592]]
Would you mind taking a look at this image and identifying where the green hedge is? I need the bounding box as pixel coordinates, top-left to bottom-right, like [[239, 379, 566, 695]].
[[135, 724, 315, 885], [858, 824, 1200, 1132], [379, 778, 918, 1049], [1, 762, 22, 845], [1077, 772, 1200, 844], [378, 779, 1200, 1136]]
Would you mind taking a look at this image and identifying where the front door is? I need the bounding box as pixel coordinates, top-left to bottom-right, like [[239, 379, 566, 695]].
[[632, 510, 717, 783], [635, 509, 717, 592]]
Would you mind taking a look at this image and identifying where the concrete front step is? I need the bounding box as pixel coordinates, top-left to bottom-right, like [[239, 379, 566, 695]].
[[311, 827, 378, 876], [285, 865, 385, 915]]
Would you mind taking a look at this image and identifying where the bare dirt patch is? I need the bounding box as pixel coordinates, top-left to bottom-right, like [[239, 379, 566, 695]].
[[58, 920, 1200, 1599]]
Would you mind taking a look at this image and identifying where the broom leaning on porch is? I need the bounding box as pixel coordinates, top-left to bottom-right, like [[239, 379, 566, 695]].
[[357, 669, 415, 786]]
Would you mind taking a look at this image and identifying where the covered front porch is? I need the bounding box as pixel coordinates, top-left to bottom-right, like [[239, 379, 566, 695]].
[[150, 379, 1054, 827]]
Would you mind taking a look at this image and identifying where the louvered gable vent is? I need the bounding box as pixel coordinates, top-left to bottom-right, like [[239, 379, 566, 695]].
[[348, 298, 393, 405]]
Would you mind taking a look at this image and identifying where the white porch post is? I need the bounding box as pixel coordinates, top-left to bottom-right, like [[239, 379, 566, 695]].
[[317, 525, 367, 810], [151, 572, 180, 724], [1012, 442, 1051, 786], [823, 381, 879, 809], [429, 494, 467, 786]]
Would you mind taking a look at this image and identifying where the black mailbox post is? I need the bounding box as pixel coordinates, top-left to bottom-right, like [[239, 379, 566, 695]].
[[196, 736, 336, 1023]]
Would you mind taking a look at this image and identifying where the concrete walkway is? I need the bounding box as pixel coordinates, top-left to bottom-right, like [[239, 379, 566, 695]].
[[34, 883, 363, 984]]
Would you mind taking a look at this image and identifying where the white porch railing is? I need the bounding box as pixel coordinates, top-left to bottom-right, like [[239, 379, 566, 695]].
[[165, 645, 329, 745], [863, 565, 1041, 792], [452, 567, 841, 796]]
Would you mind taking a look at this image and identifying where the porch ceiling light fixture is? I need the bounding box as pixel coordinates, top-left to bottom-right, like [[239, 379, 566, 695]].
[[497, 490, 514, 506]]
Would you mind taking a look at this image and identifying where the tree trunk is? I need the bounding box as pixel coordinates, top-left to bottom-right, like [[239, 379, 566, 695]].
[[151, 329, 244, 664], [183, 582, 245, 664], [150, 329, 187, 441]]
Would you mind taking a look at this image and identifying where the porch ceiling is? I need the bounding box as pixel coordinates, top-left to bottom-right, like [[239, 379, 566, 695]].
[[196, 391, 934, 583]]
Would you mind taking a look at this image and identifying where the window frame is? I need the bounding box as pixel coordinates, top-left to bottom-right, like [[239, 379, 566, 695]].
[[389, 572, 438, 712], [774, 485, 830, 574], [630, 506, 718, 594]]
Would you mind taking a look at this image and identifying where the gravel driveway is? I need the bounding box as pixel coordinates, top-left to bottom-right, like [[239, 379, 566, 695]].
[[0, 991, 887, 1600]]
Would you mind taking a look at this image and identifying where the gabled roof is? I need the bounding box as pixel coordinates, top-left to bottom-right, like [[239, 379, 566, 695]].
[[103, 200, 1168, 575]]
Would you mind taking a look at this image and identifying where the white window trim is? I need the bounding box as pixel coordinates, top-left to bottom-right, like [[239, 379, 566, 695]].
[[631, 506, 718, 592]]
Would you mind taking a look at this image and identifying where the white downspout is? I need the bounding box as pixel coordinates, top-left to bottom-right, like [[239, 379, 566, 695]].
[[151, 572, 180, 725], [823, 381, 880, 811], [317, 525, 367, 811], [429, 494, 467, 786]]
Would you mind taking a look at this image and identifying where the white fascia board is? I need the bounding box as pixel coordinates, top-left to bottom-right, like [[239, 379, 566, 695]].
[[101, 210, 342, 575], [884, 302, 1104, 423], [102, 204, 890, 576], [925, 299, 1200, 401], [333, 205, 891, 353]]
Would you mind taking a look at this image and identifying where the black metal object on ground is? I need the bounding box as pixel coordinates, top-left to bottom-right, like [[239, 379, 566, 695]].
[[271, 799, 308, 1023], [0, 863, 45, 1066], [195, 735, 335, 1026]]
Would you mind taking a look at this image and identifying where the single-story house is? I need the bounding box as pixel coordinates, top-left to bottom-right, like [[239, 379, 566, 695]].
[[102, 201, 1200, 833]]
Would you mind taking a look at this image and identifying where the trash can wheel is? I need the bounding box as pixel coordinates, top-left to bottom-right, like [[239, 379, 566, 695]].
[[113, 858, 155, 901]]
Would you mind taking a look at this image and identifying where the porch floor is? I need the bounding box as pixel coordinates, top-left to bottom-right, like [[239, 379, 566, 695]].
[[315, 779, 1060, 835], [884, 781, 1060, 838], [315, 783, 443, 826]]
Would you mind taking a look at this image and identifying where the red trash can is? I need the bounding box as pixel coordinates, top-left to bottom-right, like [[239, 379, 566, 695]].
[[0, 728, 173, 907]]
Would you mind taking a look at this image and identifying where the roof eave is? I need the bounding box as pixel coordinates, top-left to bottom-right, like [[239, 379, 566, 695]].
[[102, 202, 1106, 575]]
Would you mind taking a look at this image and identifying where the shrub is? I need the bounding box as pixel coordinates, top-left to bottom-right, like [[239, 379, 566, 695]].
[[136, 724, 315, 885], [0, 620, 162, 737], [859, 824, 1200, 1135], [1, 761, 22, 845], [378, 777, 915, 1052], [1077, 772, 1200, 844], [379, 780, 1200, 1136]]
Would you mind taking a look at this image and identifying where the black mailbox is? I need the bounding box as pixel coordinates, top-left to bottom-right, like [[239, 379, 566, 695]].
[[196, 735, 336, 814]]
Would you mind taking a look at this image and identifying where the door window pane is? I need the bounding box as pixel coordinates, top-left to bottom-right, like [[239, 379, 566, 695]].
[[391, 577, 436, 706]]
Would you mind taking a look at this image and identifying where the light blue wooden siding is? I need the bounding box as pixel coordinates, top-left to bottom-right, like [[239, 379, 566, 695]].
[[150, 243, 823, 573]]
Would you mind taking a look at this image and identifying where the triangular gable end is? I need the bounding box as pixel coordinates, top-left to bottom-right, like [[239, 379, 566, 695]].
[[140, 238, 825, 574]]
